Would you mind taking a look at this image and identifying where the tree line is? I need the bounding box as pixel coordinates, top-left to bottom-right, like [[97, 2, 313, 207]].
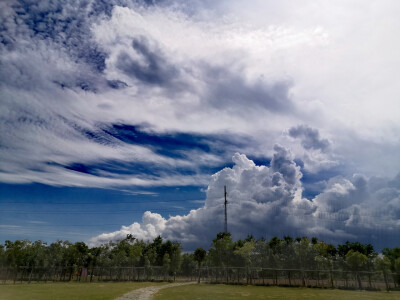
[[1, 233, 399, 285]]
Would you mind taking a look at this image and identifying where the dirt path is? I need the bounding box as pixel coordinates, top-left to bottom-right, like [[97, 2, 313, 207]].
[[114, 281, 195, 300]]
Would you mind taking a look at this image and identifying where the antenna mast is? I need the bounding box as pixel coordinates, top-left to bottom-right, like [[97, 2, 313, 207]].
[[224, 185, 228, 233]]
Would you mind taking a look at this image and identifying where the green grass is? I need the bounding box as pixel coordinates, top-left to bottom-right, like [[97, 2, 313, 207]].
[[0, 281, 167, 300], [154, 284, 400, 300]]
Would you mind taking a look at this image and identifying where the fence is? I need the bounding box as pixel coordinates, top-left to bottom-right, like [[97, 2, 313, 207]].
[[0, 266, 194, 284], [0, 266, 398, 290], [198, 267, 399, 290]]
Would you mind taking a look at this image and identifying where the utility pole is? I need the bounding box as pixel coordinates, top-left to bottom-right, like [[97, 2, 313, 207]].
[[224, 185, 228, 233]]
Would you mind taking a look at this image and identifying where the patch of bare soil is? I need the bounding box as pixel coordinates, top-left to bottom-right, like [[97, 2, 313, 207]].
[[114, 282, 195, 300]]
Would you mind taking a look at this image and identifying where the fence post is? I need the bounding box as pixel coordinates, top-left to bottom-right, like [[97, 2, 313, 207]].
[[262, 269, 265, 285], [14, 267, 18, 284], [90, 267, 94, 283], [68, 266, 73, 281], [356, 272, 362, 289], [383, 273, 389, 291], [3, 268, 8, 284], [368, 273, 372, 289]]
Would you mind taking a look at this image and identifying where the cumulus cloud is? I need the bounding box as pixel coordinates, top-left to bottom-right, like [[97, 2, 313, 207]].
[[1, 0, 400, 248], [2, 0, 399, 188], [288, 125, 330, 151], [91, 145, 400, 250], [91, 145, 309, 248], [286, 125, 337, 173], [93, 211, 167, 243], [0, 0, 315, 188]]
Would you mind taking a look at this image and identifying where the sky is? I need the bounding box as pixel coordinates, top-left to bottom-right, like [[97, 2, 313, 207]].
[[0, 0, 399, 251]]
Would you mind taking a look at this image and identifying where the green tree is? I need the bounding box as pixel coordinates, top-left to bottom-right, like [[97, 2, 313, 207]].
[[181, 253, 197, 276], [234, 240, 255, 267], [395, 257, 400, 285], [0, 244, 5, 267], [267, 236, 282, 255], [4, 240, 31, 267], [169, 243, 182, 277], [338, 241, 374, 257], [382, 247, 400, 284], [234, 240, 256, 284], [194, 248, 207, 268], [346, 250, 367, 289], [73, 242, 89, 267], [26, 240, 47, 268], [208, 232, 234, 267], [375, 256, 391, 290], [314, 242, 337, 286], [162, 253, 171, 279]]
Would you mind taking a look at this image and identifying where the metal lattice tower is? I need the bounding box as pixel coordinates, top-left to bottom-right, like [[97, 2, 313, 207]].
[[224, 185, 228, 233]]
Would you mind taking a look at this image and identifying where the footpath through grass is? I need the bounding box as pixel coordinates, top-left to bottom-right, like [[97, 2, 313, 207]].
[[0, 281, 167, 300], [154, 283, 400, 300]]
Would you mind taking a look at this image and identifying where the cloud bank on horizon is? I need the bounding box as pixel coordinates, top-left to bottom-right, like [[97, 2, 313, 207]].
[[1, 0, 400, 248], [91, 145, 400, 250]]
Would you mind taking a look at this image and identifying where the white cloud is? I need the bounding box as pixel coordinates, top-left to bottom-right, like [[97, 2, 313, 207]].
[[91, 145, 400, 250], [93, 211, 167, 244], [2, 0, 400, 187], [1, 1, 400, 247]]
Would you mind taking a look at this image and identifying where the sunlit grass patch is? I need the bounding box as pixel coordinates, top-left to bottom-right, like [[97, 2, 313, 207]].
[[0, 281, 167, 300], [154, 283, 400, 300]]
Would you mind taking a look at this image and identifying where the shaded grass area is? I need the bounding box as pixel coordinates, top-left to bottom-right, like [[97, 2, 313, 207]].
[[0, 281, 166, 300], [154, 283, 400, 300]]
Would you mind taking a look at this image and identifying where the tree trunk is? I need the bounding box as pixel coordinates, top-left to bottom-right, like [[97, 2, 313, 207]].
[[356, 272, 362, 289], [90, 266, 94, 283], [382, 273, 388, 291], [197, 267, 201, 284], [3, 268, 8, 284], [28, 268, 33, 284]]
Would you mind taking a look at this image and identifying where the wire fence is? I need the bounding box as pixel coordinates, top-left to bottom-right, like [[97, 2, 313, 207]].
[[0, 266, 398, 290], [197, 267, 398, 290]]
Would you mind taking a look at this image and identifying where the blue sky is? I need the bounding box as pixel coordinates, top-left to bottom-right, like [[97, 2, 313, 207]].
[[1, 0, 400, 251]]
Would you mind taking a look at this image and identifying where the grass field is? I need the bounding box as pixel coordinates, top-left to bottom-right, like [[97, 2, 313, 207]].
[[0, 281, 167, 300], [154, 284, 400, 300]]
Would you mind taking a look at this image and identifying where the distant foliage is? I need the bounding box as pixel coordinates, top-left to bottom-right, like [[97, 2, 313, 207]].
[[0, 233, 399, 283]]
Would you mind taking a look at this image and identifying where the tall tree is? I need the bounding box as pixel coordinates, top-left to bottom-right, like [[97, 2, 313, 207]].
[[346, 250, 367, 289], [208, 232, 234, 267]]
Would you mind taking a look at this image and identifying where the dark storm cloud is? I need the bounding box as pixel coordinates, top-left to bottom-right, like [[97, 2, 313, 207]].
[[205, 66, 294, 113], [1, 0, 291, 189], [93, 147, 400, 251], [1, 0, 298, 113], [116, 36, 179, 86], [270, 144, 302, 186], [289, 124, 330, 151]]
